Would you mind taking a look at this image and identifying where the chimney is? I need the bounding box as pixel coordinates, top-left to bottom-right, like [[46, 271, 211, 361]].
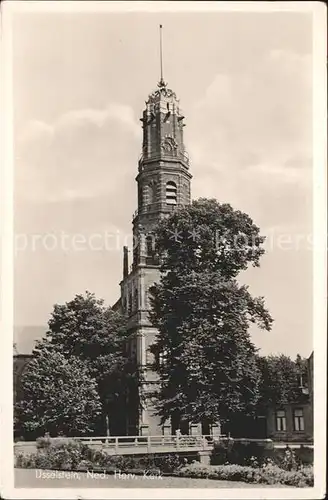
[[123, 246, 129, 279]]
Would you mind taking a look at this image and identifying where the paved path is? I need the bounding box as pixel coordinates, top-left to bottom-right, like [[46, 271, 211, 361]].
[[15, 468, 286, 489]]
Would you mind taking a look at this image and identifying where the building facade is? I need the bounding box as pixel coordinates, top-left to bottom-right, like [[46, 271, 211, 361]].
[[266, 402, 313, 443], [265, 352, 314, 444], [115, 77, 192, 435]]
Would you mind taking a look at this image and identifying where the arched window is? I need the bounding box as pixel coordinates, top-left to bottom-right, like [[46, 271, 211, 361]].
[[146, 234, 154, 256], [145, 287, 150, 309], [149, 182, 157, 204], [130, 340, 137, 361], [142, 185, 150, 205], [128, 291, 133, 316], [146, 348, 155, 366], [154, 238, 160, 256], [134, 288, 138, 311], [166, 181, 177, 205], [133, 244, 139, 265], [142, 182, 157, 206], [138, 185, 143, 209]]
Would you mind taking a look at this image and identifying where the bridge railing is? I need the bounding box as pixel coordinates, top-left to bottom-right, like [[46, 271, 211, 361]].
[[47, 434, 215, 453]]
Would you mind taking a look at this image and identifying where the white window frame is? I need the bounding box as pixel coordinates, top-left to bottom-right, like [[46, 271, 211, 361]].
[[276, 410, 287, 431], [293, 408, 305, 431]]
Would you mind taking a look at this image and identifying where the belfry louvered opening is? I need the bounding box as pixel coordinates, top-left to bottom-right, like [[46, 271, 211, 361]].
[[165, 181, 177, 205]]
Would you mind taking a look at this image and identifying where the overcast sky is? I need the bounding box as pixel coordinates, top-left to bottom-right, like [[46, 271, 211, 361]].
[[12, 7, 314, 357]]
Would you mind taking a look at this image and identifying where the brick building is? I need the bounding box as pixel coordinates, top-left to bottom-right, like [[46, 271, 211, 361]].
[[113, 75, 192, 435], [265, 352, 313, 444]]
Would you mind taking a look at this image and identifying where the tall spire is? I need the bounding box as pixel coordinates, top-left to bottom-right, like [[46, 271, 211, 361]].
[[159, 24, 166, 87]]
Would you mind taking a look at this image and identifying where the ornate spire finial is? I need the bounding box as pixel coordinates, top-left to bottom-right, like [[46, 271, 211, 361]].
[[158, 24, 166, 87]]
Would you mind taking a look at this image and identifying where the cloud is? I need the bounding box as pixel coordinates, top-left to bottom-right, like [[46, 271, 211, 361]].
[[18, 120, 54, 143], [187, 49, 312, 229], [55, 103, 140, 137], [15, 102, 141, 204]]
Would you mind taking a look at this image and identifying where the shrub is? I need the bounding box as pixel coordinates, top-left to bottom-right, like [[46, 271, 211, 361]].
[[280, 447, 298, 471], [212, 438, 275, 466], [295, 446, 313, 465], [89, 452, 185, 474], [16, 439, 91, 470], [15, 453, 35, 468], [36, 436, 52, 450], [212, 439, 312, 470], [154, 453, 183, 473], [15, 440, 187, 475], [249, 455, 260, 468], [77, 459, 97, 471], [211, 438, 234, 464], [175, 462, 313, 487]]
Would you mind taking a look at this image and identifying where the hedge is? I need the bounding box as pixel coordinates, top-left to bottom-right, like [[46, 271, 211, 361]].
[[212, 438, 313, 468], [174, 462, 314, 487]]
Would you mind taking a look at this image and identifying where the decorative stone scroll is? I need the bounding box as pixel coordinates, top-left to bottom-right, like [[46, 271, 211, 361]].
[[148, 83, 177, 102], [161, 136, 178, 153]]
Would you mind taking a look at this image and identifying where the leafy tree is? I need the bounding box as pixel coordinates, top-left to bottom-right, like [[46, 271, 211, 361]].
[[295, 354, 309, 387], [19, 292, 139, 436], [155, 198, 266, 278], [257, 354, 309, 411], [15, 350, 102, 438], [149, 199, 273, 429]]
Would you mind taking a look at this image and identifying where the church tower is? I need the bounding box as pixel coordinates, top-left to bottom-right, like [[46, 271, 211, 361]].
[[119, 26, 192, 435]]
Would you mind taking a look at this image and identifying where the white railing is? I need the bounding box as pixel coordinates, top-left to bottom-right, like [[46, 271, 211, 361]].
[[44, 434, 214, 453]]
